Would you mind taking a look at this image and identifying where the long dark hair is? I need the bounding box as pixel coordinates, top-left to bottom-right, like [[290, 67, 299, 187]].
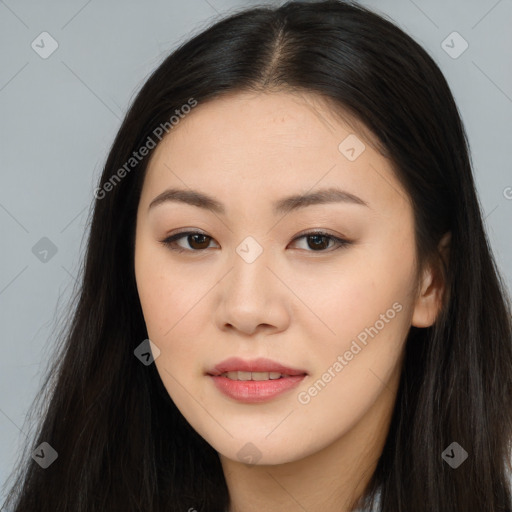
[[3, 1, 511, 510]]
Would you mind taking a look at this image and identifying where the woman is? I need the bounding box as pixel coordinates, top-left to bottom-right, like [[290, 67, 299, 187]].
[[3, 1, 511, 511]]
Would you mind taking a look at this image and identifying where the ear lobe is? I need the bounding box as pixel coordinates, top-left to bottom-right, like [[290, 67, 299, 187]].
[[411, 232, 451, 328]]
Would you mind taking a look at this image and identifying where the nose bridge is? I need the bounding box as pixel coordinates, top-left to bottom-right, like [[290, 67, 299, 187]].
[[229, 234, 272, 299], [215, 233, 288, 333]]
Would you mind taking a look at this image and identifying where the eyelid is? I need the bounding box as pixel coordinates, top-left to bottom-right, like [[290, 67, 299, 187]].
[[159, 228, 352, 254]]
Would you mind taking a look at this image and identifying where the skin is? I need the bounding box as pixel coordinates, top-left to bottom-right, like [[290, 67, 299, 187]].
[[134, 90, 448, 512]]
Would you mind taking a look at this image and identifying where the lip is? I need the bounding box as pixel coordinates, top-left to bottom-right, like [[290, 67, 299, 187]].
[[207, 357, 308, 376], [207, 357, 308, 403]]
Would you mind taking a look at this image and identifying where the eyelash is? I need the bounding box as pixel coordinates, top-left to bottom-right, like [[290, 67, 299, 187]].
[[159, 230, 351, 254]]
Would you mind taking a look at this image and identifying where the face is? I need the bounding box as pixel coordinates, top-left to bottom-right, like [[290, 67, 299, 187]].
[[134, 90, 440, 466]]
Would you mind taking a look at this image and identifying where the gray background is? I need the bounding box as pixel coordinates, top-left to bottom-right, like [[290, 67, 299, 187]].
[[1, 0, 511, 501]]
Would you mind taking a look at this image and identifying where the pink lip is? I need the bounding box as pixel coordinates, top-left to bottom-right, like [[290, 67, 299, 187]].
[[207, 357, 308, 403], [208, 357, 307, 376]]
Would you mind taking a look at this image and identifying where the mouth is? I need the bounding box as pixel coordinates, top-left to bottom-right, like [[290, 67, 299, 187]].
[[207, 356, 308, 377], [206, 357, 308, 403], [215, 371, 300, 381]]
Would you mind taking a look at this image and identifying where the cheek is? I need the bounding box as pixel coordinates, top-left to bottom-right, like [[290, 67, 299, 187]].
[[134, 243, 209, 379], [308, 237, 416, 365], [135, 241, 185, 339]]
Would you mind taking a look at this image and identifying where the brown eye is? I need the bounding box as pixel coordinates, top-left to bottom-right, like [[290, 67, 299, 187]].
[[305, 234, 331, 250], [160, 231, 217, 253], [290, 231, 351, 252]]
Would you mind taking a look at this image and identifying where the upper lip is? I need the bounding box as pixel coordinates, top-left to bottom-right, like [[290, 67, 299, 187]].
[[207, 357, 308, 376]]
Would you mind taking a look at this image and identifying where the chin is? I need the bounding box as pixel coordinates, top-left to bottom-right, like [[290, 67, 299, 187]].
[[208, 431, 317, 467]]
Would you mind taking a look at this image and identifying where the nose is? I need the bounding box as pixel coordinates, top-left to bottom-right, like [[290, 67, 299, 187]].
[[213, 240, 291, 336]]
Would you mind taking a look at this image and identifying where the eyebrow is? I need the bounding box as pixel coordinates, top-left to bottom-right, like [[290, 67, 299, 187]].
[[148, 186, 369, 215]]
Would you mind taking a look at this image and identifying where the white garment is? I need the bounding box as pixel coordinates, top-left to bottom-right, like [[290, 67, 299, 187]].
[[225, 488, 382, 512]]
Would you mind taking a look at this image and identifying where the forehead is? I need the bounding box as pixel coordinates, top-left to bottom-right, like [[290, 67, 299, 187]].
[[159, 90, 382, 154], [141, 90, 410, 216]]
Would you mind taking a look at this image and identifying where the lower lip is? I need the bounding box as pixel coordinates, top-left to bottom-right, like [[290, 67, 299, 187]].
[[209, 375, 307, 403]]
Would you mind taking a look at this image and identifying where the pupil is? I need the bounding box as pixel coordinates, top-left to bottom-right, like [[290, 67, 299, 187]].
[[309, 235, 328, 250], [190, 234, 209, 249]]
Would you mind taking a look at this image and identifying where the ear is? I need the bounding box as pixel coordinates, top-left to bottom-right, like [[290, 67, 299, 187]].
[[411, 232, 451, 328]]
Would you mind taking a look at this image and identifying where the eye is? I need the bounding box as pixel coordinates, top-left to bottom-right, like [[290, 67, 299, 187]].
[[160, 231, 218, 253], [290, 231, 351, 252], [159, 230, 351, 253]]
